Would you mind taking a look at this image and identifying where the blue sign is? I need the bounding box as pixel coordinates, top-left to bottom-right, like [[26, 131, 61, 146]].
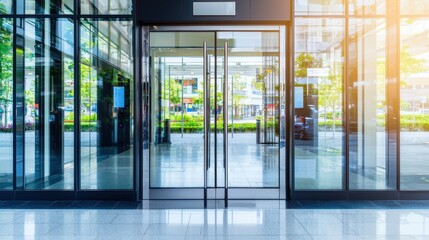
[[295, 87, 304, 109], [114, 86, 125, 108]]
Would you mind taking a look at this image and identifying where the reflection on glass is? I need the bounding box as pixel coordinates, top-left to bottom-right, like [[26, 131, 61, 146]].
[[0, 0, 12, 14], [349, 0, 385, 15], [400, 19, 429, 190], [80, 19, 133, 190], [81, 0, 131, 14], [400, 0, 429, 15], [348, 19, 391, 190], [218, 32, 281, 188], [0, 18, 13, 189], [22, 18, 74, 189], [18, 0, 74, 14], [149, 32, 215, 188], [295, 0, 344, 15], [294, 18, 345, 190]]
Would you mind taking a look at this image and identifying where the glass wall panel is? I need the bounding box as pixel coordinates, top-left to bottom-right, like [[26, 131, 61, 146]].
[[348, 19, 392, 190], [80, 19, 133, 189], [349, 0, 385, 15], [81, 0, 132, 15], [400, 1, 429, 15], [400, 18, 429, 190], [0, 18, 13, 189], [22, 18, 74, 189], [17, 0, 74, 14], [0, 0, 12, 14], [294, 18, 345, 190], [295, 0, 344, 15]]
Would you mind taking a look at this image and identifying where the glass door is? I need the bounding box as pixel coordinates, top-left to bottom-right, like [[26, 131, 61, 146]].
[[218, 31, 285, 199], [146, 27, 286, 200]]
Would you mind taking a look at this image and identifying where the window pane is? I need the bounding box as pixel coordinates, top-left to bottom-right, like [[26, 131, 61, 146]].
[[80, 20, 133, 190], [400, 0, 429, 15], [349, 0, 385, 15], [18, 0, 74, 14], [295, 0, 344, 15], [81, 0, 131, 15], [400, 18, 429, 190], [348, 18, 392, 190], [0, 0, 12, 14], [22, 18, 75, 190], [0, 18, 13, 189], [294, 18, 345, 190]]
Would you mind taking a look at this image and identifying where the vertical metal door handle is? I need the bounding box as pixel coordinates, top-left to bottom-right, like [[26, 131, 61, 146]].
[[223, 42, 229, 192], [203, 42, 208, 191]]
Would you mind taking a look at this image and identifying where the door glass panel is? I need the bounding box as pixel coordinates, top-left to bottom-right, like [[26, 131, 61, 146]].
[[218, 32, 280, 188], [0, 18, 13, 189], [22, 18, 75, 189], [149, 32, 215, 188]]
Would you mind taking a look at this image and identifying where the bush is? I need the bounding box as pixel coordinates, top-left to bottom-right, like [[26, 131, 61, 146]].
[[400, 114, 429, 131], [0, 124, 13, 133], [65, 122, 97, 132]]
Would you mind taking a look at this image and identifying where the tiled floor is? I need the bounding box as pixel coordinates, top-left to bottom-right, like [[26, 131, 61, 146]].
[[2, 201, 429, 239]]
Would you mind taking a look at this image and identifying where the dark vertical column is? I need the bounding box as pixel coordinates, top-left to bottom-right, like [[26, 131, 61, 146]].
[[74, 15, 81, 196], [141, 26, 150, 199], [34, 18, 45, 184], [97, 60, 114, 155], [15, 18, 26, 191], [134, 22, 142, 200], [155, 57, 163, 144], [386, 0, 399, 191], [286, 1, 294, 200], [344, 4, 350, 192]]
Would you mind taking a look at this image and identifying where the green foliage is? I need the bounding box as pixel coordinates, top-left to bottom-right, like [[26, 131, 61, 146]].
[[192, 88, 223, 107], [0, 18, 13, 105], [169, 122, 259, 133], [65, 112, 97, 122], [161, 78, 183, 105], [65, 122, 97, 132], [400, 114, 429, 131], [294, 53, 322, 78]]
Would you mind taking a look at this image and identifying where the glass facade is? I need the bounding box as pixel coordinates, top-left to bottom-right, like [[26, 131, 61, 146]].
[[81, 0, 132, 15], [21, 18, 75, 190], [0, 17, 13, 189], [17, 0, 74, 14], [294, 18, 345, 190], [0, 0, 428, 200], [80, 19, 133, 190], [0, 0, 134, 198], [400, 18, 429, 190], [348, 18, 390, 190]]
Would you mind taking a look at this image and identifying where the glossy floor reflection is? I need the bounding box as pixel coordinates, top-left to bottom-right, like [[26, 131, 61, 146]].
[[2, 201, 429, 239], [150, 133, 279, 188]]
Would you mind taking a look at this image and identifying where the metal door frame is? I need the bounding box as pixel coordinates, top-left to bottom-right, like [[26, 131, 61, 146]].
[[142, 25, 287, 200]]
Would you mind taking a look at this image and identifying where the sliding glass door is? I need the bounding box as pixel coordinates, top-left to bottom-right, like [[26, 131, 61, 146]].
[[145, 26, 286, 200]]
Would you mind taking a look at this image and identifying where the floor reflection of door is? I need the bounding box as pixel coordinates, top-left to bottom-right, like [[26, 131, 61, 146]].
[[146, 26, 286, 200]]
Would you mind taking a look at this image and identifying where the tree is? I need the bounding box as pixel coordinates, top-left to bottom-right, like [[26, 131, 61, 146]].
[[231, 73, 247, 118], [161, 78, 182, 106], [295, 53, 322, 78]]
